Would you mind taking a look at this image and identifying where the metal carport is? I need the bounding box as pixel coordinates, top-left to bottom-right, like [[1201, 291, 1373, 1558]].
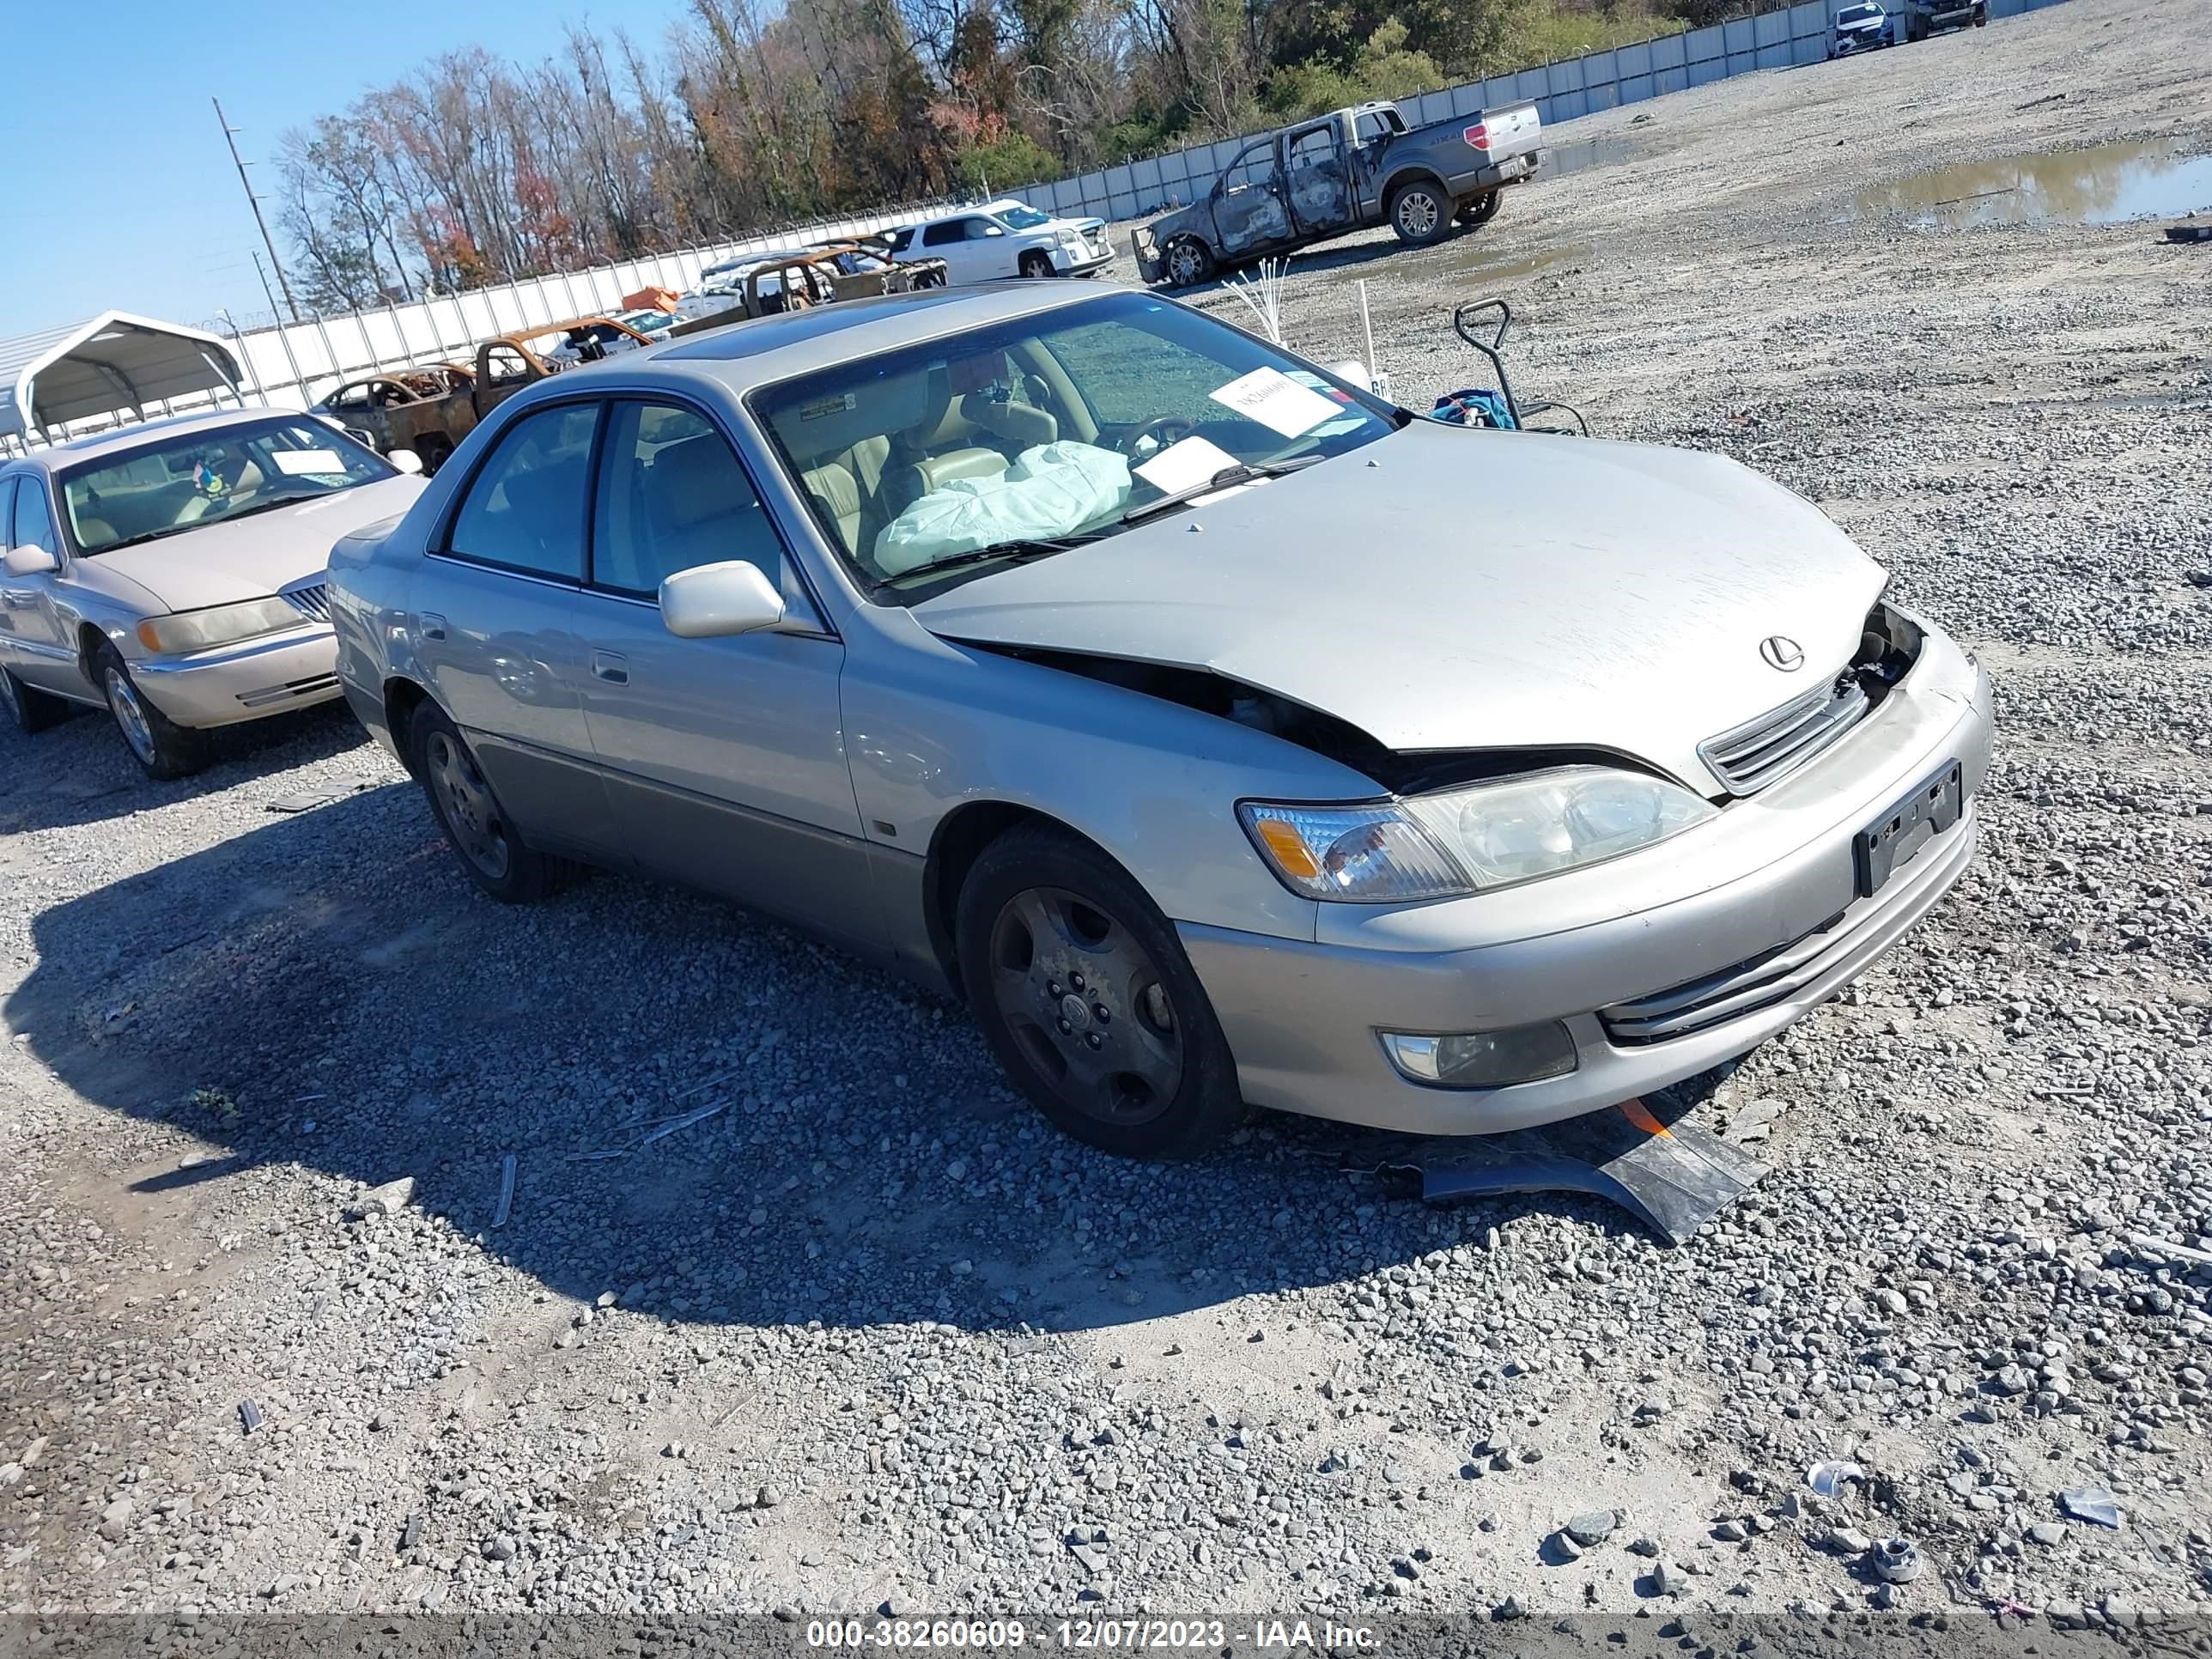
[[0, 313, 246, 448]]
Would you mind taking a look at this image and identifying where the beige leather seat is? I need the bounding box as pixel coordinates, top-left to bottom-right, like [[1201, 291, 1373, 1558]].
[[800, 433, 890, 556]]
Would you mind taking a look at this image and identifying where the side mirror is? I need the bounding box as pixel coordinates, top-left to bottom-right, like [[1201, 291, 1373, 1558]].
[[660, 560, 786, 640], [387, 448, 425, 476], [3, 544, 58, 577], [984, 224, 1006, 236]]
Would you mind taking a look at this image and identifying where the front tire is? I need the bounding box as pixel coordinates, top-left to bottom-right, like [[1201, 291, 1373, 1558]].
[[0, 665, 69, 736], [1389, 179, 1454, 246], [1163, 238, 1214, 289], [1018, 251, 1054, 279], [957, 824, 1244, 1160], [94, 644, 210, 779], [409, 703, 565, 902]]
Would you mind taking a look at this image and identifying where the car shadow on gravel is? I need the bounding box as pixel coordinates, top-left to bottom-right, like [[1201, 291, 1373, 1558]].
[[8, 782, 1669, 1336], [0, 702, 374, 836]]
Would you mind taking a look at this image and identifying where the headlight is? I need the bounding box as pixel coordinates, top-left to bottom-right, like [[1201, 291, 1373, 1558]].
[[1240, 766, 1717, 902], [137, 596, 307, 654], [1054, 227, 1081, 246]]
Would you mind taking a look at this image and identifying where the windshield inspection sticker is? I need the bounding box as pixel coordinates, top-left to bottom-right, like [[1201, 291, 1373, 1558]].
[[1133, 434, 1243, 497], [1208, 366, 1340, 438], [269, 449, 346, 477]]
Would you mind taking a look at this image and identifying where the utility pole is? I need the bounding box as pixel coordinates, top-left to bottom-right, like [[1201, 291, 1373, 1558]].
[[215, 97, 299, 323]]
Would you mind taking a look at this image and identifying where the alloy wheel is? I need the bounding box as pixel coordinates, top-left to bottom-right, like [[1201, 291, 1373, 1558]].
[[1397, 191, 1441, 239], [987, 885, 1183, 1127], [1167, 243, 1205, 285], [426, 729, 511, 880]]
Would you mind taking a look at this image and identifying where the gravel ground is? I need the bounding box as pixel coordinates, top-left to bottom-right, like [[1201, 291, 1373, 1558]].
[[3, 0, 2210, 1642]]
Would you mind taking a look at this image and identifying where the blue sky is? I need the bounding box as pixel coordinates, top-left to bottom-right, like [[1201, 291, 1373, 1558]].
[[1, 0, 689, 340]]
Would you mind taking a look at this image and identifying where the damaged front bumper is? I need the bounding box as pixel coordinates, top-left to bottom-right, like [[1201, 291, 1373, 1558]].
[[1176, 635, 1994, 1138]]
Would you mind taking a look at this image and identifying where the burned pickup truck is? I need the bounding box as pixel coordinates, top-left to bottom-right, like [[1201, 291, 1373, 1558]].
[[1134, 98, 1541, 286], [674, 245, 947, 336]]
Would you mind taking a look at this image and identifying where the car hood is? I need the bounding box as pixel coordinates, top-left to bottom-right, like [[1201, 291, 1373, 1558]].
[[913, 421, 1887, 790], [85, 477, 428, 611]]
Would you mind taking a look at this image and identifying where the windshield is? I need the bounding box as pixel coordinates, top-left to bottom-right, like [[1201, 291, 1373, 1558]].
[[1838, 5, 1883, 19], [754, 290, 1399, 598], [58, 417, 392, 556], [995, 204, 1052, 230]]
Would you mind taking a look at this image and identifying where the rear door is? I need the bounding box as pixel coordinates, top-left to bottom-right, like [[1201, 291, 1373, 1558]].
[[568, 399, 882, 950], [1284, 119, 1355, 236], [414, 398, 615, 855]]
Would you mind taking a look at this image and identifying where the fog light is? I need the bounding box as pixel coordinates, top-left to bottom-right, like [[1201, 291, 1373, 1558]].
[[1380, 1022, 1579, 1088]]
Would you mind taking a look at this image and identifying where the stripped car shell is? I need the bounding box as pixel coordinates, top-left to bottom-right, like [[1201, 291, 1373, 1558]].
[[325, 283, 1990, 1158]]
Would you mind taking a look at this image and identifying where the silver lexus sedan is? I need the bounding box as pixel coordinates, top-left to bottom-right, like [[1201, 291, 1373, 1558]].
[[1, 411, 425, 778], [325, 284, 1992, 1159]]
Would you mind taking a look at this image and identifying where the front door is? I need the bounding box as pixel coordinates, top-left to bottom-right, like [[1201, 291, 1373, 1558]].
[[569, 399, 882, 952], [3, 475, 85, 696], [1211, 139, 1293, 259], [1284, 120, 1355, 237], [414, 398, 614, 855]]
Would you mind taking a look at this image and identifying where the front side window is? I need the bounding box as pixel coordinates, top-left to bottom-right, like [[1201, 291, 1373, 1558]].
[[591, 403, 784, 598], [58, 417, 394, 556], [962, 218, 1001, 241], [12, 475, 58, 554], [446, 403, 599, 581], [754, 290, 1397, 597], [1219, 142, 1280, 195]]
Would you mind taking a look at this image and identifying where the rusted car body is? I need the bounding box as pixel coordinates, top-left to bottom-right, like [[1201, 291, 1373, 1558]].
[[309, 363, 478, 473], [471, 317, 657, 418]]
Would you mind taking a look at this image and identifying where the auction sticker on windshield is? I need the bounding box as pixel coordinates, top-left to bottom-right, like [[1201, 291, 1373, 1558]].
[[270, 450, 347, 477], [1133, 434, 1242, 495], [1208, 366, 1340, 438]]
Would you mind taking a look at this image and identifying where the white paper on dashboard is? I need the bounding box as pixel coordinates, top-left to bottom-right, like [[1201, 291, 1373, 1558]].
[[270, 450, 345, 477], [1133, 434, 1243, 497], [1207, 367, 1340, 438]]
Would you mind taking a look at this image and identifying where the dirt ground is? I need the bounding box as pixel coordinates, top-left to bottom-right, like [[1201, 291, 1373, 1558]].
[[4, 0, 2210, 1644]]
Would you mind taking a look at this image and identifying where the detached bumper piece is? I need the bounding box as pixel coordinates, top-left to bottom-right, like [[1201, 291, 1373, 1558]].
[[1374, 1097, 1767, 1245]]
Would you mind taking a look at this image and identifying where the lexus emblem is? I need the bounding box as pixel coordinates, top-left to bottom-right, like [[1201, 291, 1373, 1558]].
[[1759, 635, 1806, 672]]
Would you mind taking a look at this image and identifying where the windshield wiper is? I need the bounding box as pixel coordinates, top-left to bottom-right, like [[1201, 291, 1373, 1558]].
[[884, 534, 1105, 586], [1119, 453, 1326, 526]]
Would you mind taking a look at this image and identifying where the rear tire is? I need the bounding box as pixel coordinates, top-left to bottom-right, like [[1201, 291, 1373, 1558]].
[[94, 644, 210, 780], [409, 703, 566, 902], [957, 824, 1244, 1160], [0, 665, 69, 736], [414, 434, 455, 476], [1388, 179, 1454, 246], [1456, 190, 1503, 228]]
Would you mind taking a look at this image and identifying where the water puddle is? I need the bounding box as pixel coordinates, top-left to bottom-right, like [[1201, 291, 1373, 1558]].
[[1849, 137, 2212, 228], [1447, 240, 1593, 282]]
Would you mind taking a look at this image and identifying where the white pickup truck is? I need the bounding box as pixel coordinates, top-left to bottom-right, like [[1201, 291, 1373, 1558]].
[[1133, 98, 1542, 287]]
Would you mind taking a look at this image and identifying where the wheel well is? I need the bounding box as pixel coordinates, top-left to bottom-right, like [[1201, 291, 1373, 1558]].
[[76, 623, 109, 679], [923, 801, 1089, 994], [1384, 170, 1449, 208], [383, 677, 431, 774]]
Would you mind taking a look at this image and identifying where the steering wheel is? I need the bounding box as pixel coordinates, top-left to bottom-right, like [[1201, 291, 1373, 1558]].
[[1122, 415, 1197, 455]]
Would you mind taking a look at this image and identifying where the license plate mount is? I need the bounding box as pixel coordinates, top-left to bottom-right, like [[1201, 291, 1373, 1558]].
[[1854, 760, 1963, 897]]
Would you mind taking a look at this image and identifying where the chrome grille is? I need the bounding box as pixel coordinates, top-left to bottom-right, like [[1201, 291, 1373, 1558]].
[[280, 580, 332, 623], [1698, 677, 1869, 795]]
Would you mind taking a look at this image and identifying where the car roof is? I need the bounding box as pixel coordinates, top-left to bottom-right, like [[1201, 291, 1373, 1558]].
[[10, 406, 313, 469], [651, 282, 1128, 385]]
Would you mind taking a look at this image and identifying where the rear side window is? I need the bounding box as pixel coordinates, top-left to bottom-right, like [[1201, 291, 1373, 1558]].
[[447, 404, 599, 581], [0, 479, 17, 546], [11, 476, 58, 555], [921, 220, 962, 247]]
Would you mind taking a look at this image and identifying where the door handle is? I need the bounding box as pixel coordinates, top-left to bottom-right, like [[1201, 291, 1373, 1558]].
[[591, 651, 629, 685], [419, 611, 447, 641]]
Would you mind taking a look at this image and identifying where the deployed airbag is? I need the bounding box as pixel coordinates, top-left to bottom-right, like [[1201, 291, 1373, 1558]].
[[874, 441, 1130, 576]]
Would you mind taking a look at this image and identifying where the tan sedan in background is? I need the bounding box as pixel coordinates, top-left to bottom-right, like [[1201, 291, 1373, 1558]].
[[0, 410, 426, 778]]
